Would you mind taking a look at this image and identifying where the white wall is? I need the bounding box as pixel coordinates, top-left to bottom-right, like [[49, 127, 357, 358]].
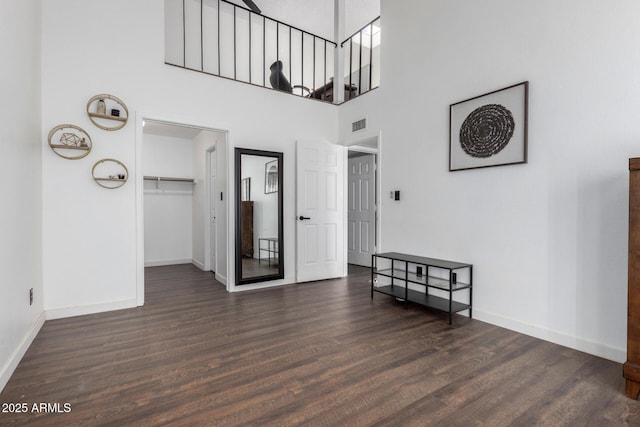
[[0, 0, 44, 391], [41, 0, 338, 312], [143, 133, 194, 266], [339, 88, 381, 146], [375, 0, 640, 362], [345, 0, 380, 39]]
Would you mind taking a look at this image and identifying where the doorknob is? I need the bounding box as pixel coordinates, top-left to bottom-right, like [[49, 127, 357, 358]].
[[299, 216, 311, 220]]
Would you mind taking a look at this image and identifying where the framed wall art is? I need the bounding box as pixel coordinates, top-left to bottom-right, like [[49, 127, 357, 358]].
[[449, 81, 528, 171], [264, 159, 278, 194]]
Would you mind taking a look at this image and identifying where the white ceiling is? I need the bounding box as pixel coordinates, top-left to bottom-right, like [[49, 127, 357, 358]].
[[226, 0, 379, 42]]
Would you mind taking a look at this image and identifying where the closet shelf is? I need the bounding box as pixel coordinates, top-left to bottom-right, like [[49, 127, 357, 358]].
[[144, 176, 196, 183]]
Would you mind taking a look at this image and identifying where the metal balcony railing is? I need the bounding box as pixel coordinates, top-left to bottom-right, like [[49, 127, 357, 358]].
[[165, 0, 337, 100], [341, 16, 381, 101]]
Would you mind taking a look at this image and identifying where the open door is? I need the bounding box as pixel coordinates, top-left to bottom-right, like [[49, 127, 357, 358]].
[[296, 140, 345, 282]]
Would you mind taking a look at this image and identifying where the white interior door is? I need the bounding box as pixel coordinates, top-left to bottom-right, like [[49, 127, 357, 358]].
[[348, 153, 376, 267], [296, 140, 345, 282], [209, 149, 217, 273]]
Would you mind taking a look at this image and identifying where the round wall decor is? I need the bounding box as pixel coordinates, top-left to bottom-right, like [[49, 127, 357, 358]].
[[86, 94, 129, 131], [48, 124, 92, 160], [459, 104, 515, 158], [92, 158, 129, 189]]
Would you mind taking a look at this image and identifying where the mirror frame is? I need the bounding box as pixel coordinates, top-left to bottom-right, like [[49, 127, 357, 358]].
[[235, 148, 284, 285]]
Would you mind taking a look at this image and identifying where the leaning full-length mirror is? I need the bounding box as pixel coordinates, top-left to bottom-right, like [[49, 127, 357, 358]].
[[235, 148, 284, 285]]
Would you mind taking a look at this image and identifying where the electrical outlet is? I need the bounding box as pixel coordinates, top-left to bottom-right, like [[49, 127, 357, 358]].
[[29, 288, 33, 305]]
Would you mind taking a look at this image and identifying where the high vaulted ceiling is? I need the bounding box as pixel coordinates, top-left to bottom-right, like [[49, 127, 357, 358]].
[[226, 0, 379, 42]]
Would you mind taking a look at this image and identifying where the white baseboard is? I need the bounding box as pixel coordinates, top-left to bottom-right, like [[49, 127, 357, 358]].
[[46, 298, 137, 320], [190, 260, 226, 285], [0, 311, 45, 393], [474, 309, 626, 363], [144, 258, 192, 267], [215, 273, 227, 286], [230, 277, 295, 292]]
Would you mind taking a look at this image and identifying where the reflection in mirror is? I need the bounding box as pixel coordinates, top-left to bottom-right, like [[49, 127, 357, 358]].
[[235, 148, 283, 285], [241, 177, 251, 201]]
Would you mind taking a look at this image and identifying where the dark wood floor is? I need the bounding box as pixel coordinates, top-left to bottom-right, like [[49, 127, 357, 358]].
[[1, 264, 640, 426], [242, 257, 279, 279]]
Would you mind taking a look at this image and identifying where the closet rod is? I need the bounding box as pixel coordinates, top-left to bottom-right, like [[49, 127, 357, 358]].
[[143, 176, 196, 183]]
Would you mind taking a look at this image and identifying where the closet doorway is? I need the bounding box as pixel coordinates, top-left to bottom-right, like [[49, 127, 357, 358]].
[[139, 119, 228, 301]]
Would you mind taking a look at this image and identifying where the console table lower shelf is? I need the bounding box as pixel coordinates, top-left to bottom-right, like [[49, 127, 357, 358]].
[[371, 252, 473, 325], [374, 286, 471, 314]]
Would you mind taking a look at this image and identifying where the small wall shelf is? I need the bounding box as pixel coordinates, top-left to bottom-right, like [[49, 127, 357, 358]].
[[47, 124, 92, 160], [88, 112, 127, 123], [86, 94, 129, 131], [49, 144, 90, 150], [92, 158, 128, 189]]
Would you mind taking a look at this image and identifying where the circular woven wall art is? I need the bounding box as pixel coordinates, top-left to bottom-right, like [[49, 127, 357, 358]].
[[459, 104, 515, 158]]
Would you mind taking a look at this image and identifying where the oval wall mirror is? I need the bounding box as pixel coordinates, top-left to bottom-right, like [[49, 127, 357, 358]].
[[235, 148, 284, 285]]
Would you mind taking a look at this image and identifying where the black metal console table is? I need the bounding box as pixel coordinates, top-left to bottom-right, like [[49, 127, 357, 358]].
[[371, 252, 473, 324]]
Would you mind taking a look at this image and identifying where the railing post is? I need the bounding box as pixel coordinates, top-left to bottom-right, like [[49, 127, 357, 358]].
[[182, 0, 186, 67], [233, 5, 236, 80], [349, 39, 353, 99], [262, 15, 265, 86], [289, 27, 292, 87], [248, 11, 251, 83], [358, 31, 362, 96], [369, 23, 373, 92], [333, 0, 346, 104], [217, 0, 221, 75]]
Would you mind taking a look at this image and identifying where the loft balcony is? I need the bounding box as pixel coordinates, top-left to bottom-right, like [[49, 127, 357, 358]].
[[165, 0, 380, 103]]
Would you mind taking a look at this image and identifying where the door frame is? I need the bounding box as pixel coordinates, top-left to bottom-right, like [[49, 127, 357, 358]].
[[135, 112, 231, 306], [346, 150, 377, 267], [205, 145, 217, 275], [343, 134, 381, 269]]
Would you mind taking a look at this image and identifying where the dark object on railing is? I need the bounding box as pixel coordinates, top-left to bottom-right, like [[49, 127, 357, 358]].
[[269, 61, 311, 96], [269, 60, 292, 92], [111, 109, 120, 117]]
